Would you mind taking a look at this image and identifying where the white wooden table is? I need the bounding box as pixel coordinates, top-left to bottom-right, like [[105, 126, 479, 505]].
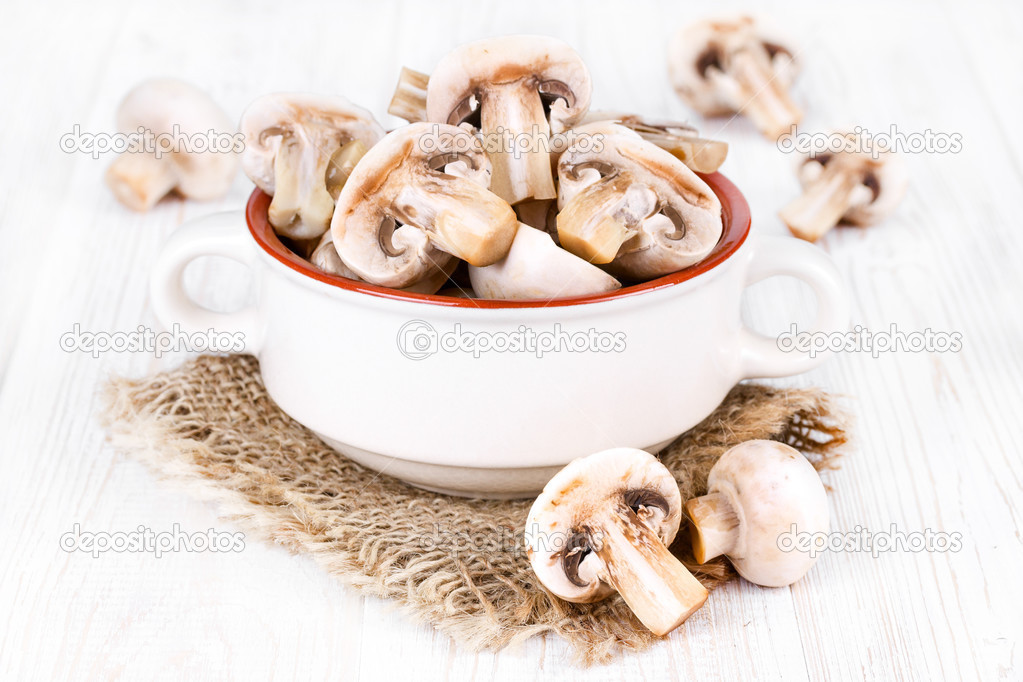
[[2, 1, 1021, 679]]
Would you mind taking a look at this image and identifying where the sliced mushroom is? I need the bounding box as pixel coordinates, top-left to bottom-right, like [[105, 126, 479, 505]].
[[779, 133, 908, 241], [331, 122, 518, 289], [426, 35, 592, 205], [669, 15, 801, 139], [468, 224, 620, 300], [105, 78, 239, 211], [557, 123, 723, 279], [388, 67, 430, 123], [685, 440, 829, 587], [240, 93, 385, 241], [581, 111, 729, 173], [527, 448, 709, 636]]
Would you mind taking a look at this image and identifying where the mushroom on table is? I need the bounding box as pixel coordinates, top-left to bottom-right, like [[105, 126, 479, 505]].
[[105, 78, 239, 211], [669, 15, 802, 140], [330, 122, 518, 290], [779, 131, 908, 241], [527, 448, 709, 636], [685, 440, 830, 587], [556, 123, 723, 279], [427, 35, 592, 205], [240, 93, 385, 240]]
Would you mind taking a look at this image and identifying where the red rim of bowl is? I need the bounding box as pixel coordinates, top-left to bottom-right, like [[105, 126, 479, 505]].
[[245, 171, 751, 309]]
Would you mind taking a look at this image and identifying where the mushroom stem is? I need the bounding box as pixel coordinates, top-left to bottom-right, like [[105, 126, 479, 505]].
[[105, 152, 178, 211], [480, 86, 557, 204], [388, 67, 430, 123], [557, 172, 656, 264], [593, 504, 709, 636], [685, 491, 740, 563], [268, 137, 337, 239], [778, 164, 862, 241], [721, 51, 801, 140]]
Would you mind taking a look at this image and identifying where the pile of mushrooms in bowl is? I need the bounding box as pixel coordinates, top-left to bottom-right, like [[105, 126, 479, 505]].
[[238, 35, 732, 301]]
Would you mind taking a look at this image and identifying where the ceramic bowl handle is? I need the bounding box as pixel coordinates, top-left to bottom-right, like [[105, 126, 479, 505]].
[[149, 211, 263, 355], [739, 235, 850, 378]]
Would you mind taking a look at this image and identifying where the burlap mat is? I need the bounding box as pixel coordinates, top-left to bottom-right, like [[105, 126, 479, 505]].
[[101, 355, 848, 664]]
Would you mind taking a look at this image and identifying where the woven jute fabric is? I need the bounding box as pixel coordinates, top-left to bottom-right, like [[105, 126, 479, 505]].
[[102, 355, 848, 664]]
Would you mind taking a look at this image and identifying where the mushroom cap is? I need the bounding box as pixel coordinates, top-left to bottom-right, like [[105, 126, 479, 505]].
[[114, 78, 238, 200], [706, 440, 829, 587], [668, 14, 799, 115], [468, 223, 620, 300], [526, 448, 682, 603], [239, 92, 385, 196], [557, 123, 723, 279], [426, 35, 592, 134]]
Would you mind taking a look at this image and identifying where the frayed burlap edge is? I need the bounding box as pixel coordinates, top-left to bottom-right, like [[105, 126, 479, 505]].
[[100, 355, 849, 665]]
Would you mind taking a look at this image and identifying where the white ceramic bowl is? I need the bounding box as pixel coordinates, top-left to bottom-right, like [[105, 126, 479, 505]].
[[151, 174, 849, 498]]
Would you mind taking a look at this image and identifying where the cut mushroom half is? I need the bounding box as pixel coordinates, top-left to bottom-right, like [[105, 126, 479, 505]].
[[240, 93, 385, 241], [527, 448, 708, 636], [581, 111, 729, 173], [427, 35, 592, 205], [779, 132, 908, 241], [468, 224, 620, 300], [331, 122, 518, 289], [557, 123, 723, 280], [105, 78, 239, 211], [669, 15, 801, 139], [310, 230, 456, 294], [685, 440, 830, 587]]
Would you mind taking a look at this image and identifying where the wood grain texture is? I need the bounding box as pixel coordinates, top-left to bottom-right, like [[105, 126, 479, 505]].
[[1, 0, 1020, 680]]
